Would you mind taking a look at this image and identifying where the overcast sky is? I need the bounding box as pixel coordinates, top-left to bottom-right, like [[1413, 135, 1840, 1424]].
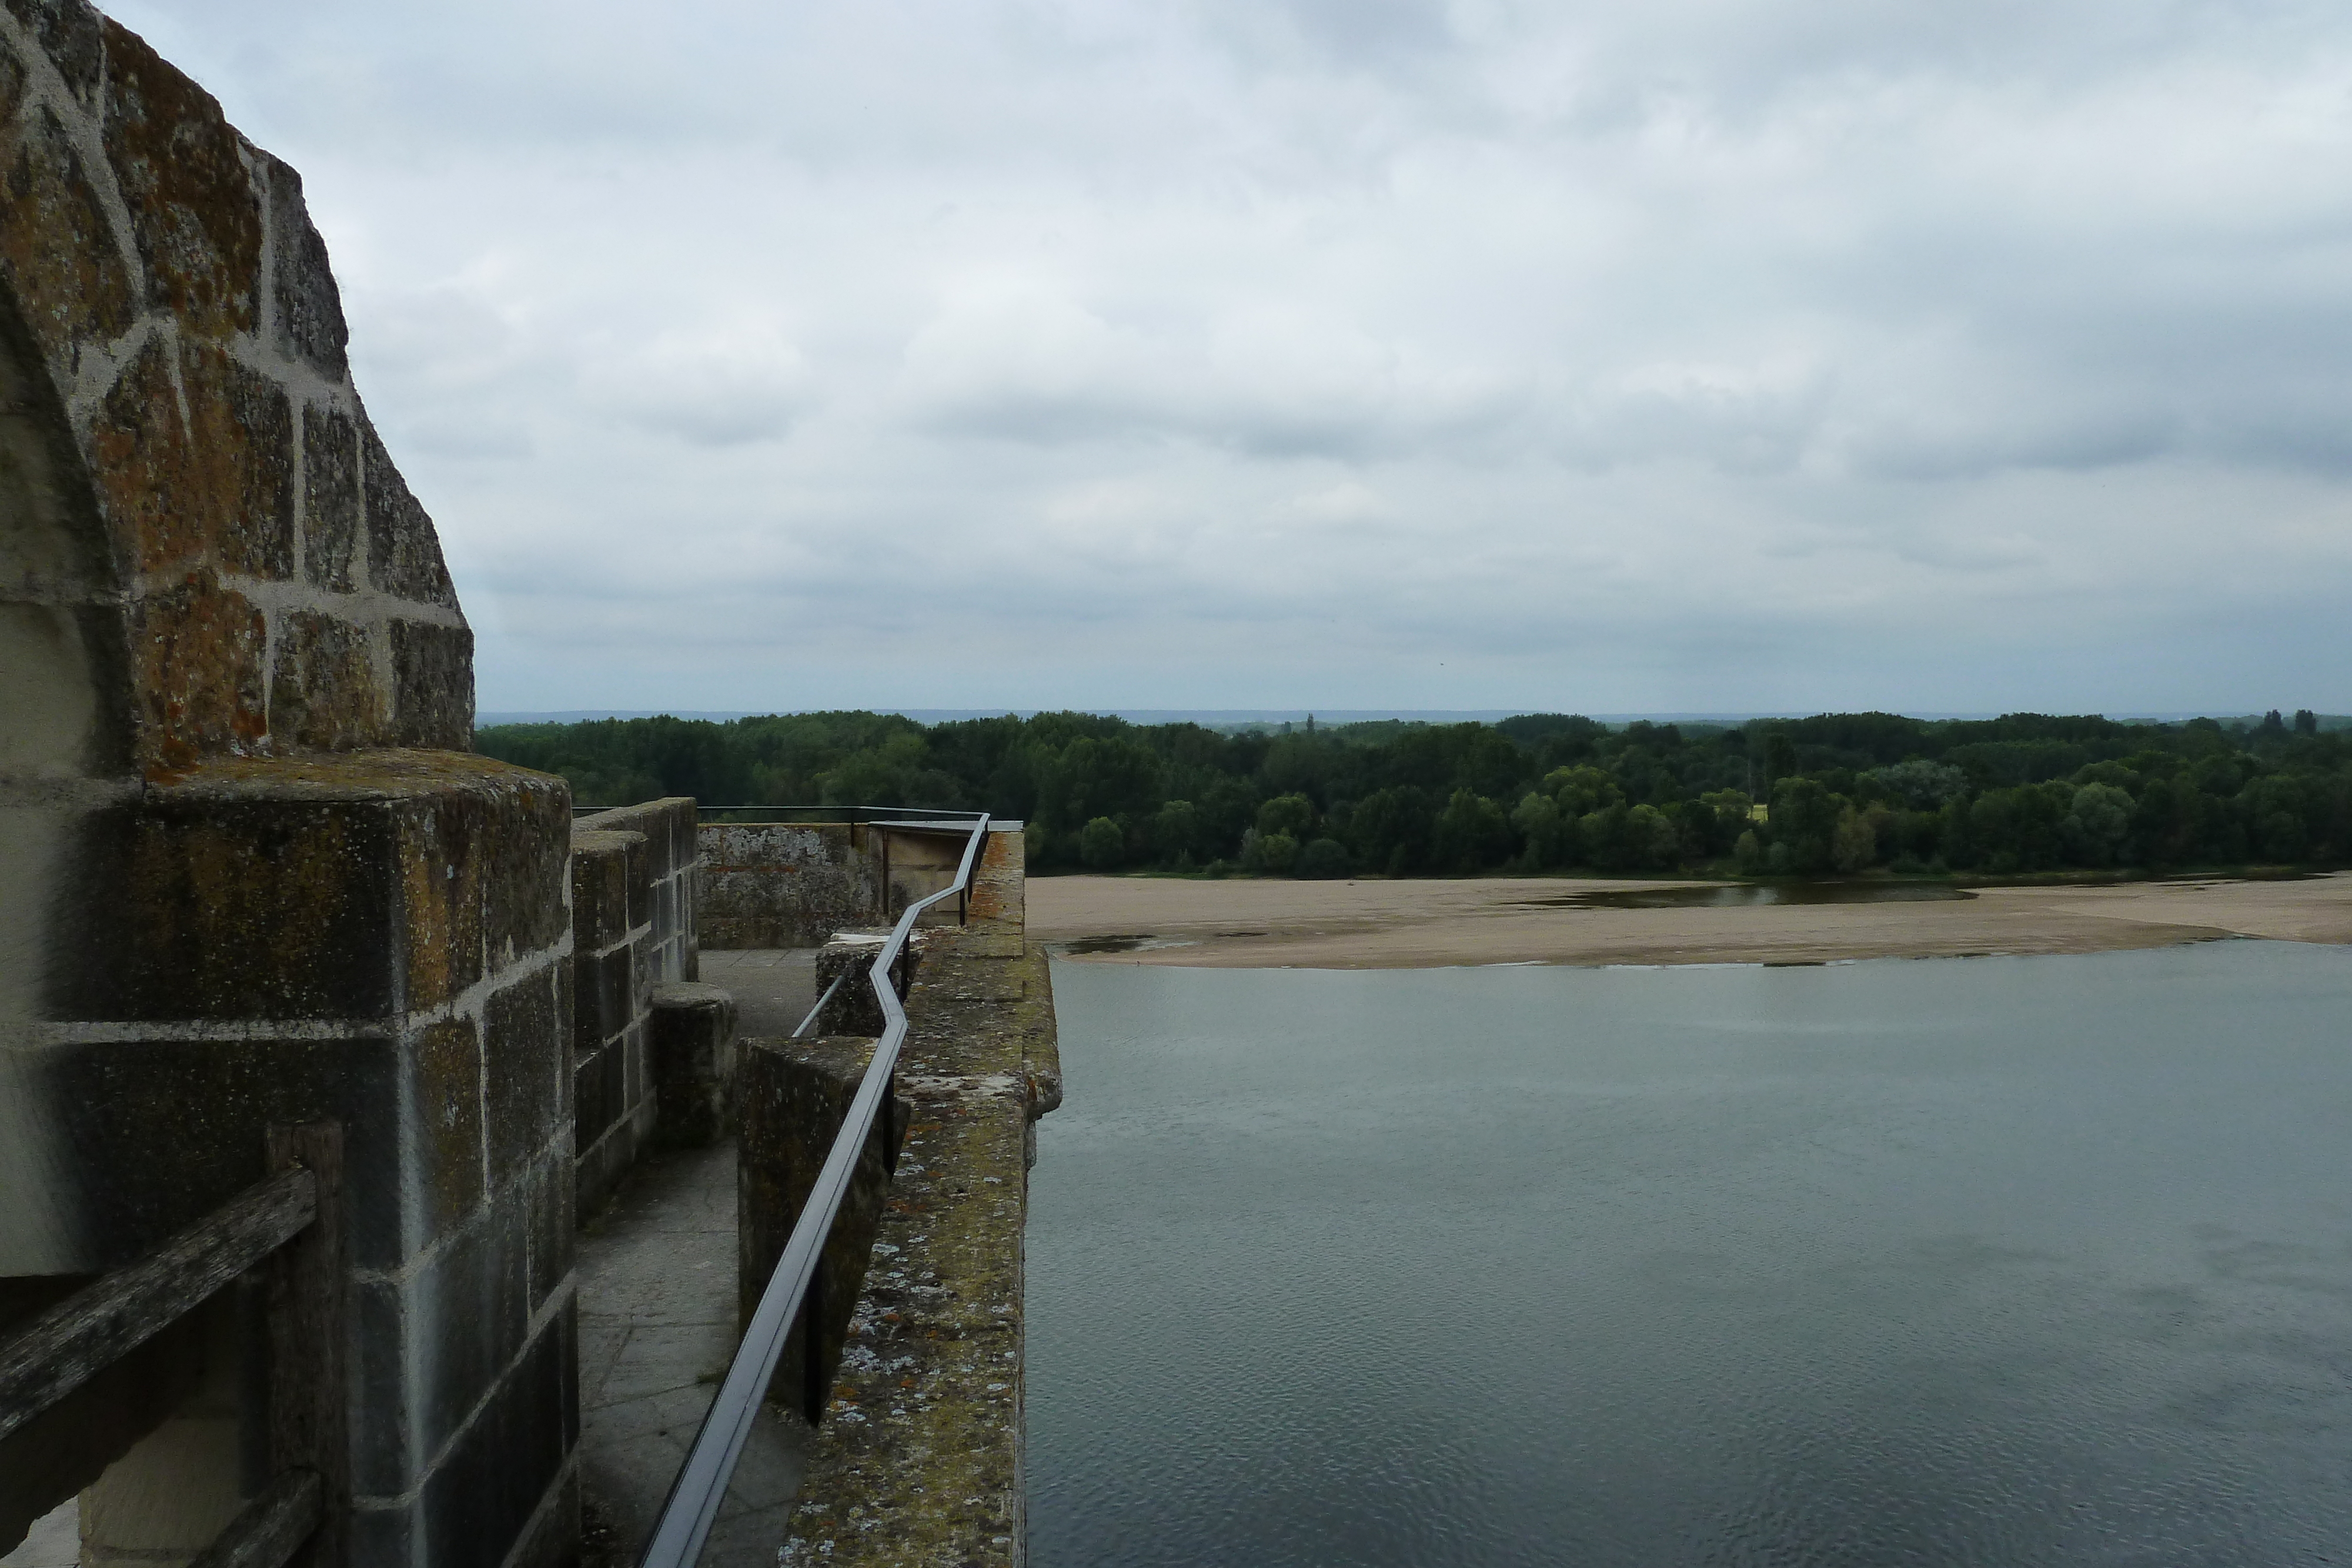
[[106, 0, 2352, 717]]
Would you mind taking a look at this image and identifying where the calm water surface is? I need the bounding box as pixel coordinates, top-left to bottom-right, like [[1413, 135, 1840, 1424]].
[[1025, 942, 2352, 1566]]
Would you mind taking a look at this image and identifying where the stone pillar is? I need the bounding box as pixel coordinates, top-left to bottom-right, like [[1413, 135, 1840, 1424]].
[[647, 982, 737, 1148], [736, 1038, 903, 1422], [37, 755, 577, 1568], [811, 932, 923, 1038]]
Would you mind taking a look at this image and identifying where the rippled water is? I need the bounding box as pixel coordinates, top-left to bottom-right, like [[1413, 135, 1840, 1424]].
[[1025, 942, 2352, 1566]]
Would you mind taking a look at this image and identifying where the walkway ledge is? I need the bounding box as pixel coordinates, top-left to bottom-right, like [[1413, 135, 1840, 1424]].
[[749, 830, 1060, 1565]]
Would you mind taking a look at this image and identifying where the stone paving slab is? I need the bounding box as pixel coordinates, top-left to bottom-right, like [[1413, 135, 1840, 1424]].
[[574, 1142, 808, 1568], [699, 948, 818, 1039]]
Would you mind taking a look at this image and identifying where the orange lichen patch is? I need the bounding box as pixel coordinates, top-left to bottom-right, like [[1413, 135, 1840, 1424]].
[[132, 570, 265, 772], [98, 18, 260, 338], [92, 335, 293, 580], [0, 78, 141, 357], [413, 1017, 487, 1232], [396, 787, 487, 1010]]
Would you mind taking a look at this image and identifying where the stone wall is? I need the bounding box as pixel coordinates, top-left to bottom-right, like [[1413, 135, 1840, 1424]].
[[699, 823, 877, 949], [576, 800, 698, 984], [0, 9, 573, 1568], [568, 798, 701, 1215], [736, 830, 1062, 1566], [699, 821, 1006, 950]]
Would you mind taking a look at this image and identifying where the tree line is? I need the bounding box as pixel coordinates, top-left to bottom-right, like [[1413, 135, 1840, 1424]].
[[475, 708, 2352, 878]]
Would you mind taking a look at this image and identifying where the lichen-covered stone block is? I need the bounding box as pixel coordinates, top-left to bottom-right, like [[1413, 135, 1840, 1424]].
[[363, 421, 458, 609], [268, 609, 382, 750], [126, 571, 268, 767], [89, 335, 294, 580], [97, 18, 260, 336], [486, 966, 566, 1185], [814, 929, 926, 1037], [0, 89, 139, 351], [570, 830, 646, 954], [390, 618, 474, 750], [59, 750, 564, 1020], [738, 1035, 901, 1419], [647, 981, 736, 1148], [300, 405, 361, 590], [259, 155, 350, 379], [697, 822, 878, 949]]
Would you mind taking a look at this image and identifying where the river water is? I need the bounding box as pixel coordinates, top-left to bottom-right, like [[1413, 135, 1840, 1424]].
[[1025, 941, 2352, 1566]]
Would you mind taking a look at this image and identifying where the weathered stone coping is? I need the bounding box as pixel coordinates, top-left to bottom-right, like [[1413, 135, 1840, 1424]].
[[746, 828, 1058, 1565]]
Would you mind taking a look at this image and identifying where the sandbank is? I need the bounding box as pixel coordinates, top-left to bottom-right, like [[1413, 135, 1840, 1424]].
[[1027, 871, 2352, 969]]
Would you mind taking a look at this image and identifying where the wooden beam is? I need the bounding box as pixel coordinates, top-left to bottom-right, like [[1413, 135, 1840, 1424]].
[[0, 1165, 316, 1445], [265, 1123, 346, 1568], [186, 1468, 323, 1568]]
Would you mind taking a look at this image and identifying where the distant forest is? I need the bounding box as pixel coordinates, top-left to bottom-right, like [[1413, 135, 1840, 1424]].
[[476, 708, 2352, 879]]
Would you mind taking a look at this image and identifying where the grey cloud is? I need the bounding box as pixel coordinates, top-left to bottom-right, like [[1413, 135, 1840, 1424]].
[[98, 0, 2352, 713]]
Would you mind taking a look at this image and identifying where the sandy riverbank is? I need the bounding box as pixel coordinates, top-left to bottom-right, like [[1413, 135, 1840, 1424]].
[[1027, 871, 2352, 969]]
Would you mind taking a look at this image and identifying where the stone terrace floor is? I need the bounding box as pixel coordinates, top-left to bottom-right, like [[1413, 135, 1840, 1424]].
[[578, 950, 818, 1567], [700, 948, 820, 1039]]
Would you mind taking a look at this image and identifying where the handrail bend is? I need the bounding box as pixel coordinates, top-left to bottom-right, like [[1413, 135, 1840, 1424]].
[[637, 808, 993, 1568]]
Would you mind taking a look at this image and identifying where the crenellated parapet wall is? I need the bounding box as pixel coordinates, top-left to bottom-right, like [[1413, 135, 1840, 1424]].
[[737, 829, 1060, 1566], [699, 820, 1013, 951], [570, 798, 704, 1213]]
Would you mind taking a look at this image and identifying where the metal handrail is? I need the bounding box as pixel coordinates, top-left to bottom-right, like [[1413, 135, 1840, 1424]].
[[636, 808, 994, 1568]]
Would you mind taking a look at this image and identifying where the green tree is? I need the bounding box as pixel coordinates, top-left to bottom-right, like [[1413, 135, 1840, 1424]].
[[1831, 805, 1877, 872], [1768, 777, 1839, 873], [1154, 798, 1201, 862], [1297, 838, 1352, 879], [1434, 790, 1514, 871], [1544, 765, 1623, 818], [1241, 828, 1299, 875], [1733, 829, 1764, 875], [1257, 793, 1316, 841], [1080, 816, 1124, 870], [2063, 783, 2134, 866], [1511, 791, 1567, 867], [1347, 786, 1435, 875], [1623, 803, 1681, 869]]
